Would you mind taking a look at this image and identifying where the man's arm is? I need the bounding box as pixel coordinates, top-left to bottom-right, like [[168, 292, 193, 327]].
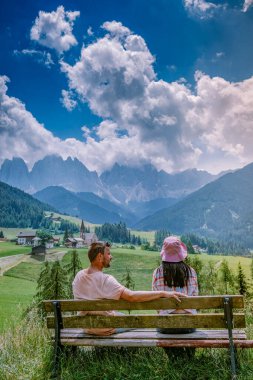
[[120, 288, 186, 302]]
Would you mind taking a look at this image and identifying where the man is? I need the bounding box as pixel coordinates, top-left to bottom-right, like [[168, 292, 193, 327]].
[[72, 241, 185, 336]]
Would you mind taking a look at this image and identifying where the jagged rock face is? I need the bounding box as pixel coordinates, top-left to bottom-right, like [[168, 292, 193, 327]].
[[29, 155, 102, 193], [0, 155, 219, 203], [0, 157, 30, 191], [100, 163, 218, 203]]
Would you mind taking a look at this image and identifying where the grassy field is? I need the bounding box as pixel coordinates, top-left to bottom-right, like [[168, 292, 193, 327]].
[[44, 212, 97, 230], [0, 241, 32, 258], [0, 246, 253, 379], [130, 230, 155, 244], [0, 276, 36, 331], [0, 246, 253, 333]]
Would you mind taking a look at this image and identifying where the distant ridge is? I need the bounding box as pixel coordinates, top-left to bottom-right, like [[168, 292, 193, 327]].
[[33, 186, 134, 224], [0, 155, 222, 206], [135, 162, 253, 247]]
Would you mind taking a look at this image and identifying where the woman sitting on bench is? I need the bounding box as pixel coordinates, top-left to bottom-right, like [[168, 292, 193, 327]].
[[152, 235, 199, 334]]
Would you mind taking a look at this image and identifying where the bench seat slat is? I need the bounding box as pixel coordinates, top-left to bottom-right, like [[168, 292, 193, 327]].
[[44, 295, 244, 312], [59, 328, 247, 340], [47, 313, 246, 329], [60, 338, 253, 348]]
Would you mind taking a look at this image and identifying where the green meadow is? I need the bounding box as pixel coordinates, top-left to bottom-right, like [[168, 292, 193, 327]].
[[0, 246, 253, 380], [0, 241, 31, 258], [1, 245, 253, 333]]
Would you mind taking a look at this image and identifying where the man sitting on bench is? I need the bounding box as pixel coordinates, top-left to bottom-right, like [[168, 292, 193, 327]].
[[72, 241, 186, 336]]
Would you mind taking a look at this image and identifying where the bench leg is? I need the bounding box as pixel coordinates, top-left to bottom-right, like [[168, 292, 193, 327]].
[[224, 297, 237, 380], [51, 342, 63, 380]]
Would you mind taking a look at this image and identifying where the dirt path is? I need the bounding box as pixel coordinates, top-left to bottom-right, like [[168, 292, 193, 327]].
[[0, 254, 26, 276], [0, 250, 67, 275]]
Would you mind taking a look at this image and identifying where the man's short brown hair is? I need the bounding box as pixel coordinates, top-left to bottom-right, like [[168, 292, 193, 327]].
[[88, 241, 111, 262]]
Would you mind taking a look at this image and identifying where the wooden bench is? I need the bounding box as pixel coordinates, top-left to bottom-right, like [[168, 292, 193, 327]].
[[44, 295, 253, 379]]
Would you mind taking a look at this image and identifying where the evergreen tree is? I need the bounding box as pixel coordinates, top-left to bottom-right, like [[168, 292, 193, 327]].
[[202, 261, 218, 295], [220, 260, 234, 294], [65, 250, 83, 297], [121, 267, 135, 290], [186, 255, 204, 293], [0, 231, 4, 238], [237, 262, 247, 295], [34, 259, 69, 314], [121, 268, 135, 314], [50, 260, 69, 300], [34, 261, 53, 312], [63, 228, 69, 243]]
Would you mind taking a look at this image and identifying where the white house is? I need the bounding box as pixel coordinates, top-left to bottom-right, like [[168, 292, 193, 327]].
[[17, 232, 36, 245]]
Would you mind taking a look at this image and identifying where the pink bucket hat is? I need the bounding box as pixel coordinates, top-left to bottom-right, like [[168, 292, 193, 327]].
[[160, 236, 187, 262]]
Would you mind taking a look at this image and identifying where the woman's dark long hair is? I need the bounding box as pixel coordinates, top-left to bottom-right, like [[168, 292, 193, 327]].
[[162, 261, 191, 288]]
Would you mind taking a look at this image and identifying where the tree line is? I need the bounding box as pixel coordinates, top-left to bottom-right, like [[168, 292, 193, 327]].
[[95, 222, 142, 245]]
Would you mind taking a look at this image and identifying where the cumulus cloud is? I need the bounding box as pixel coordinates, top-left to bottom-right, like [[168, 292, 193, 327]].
[[30, 6, 80, 53], [2, 21, 253, 175], [184, 0, 224, 18], [59, 22, 253, 173], [13, 49, 54, 68], [242, 0, 253, 12], [102, 21, 131, 37]]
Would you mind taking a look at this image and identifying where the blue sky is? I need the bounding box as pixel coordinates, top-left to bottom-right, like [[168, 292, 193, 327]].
[[0, 0, 253, 174]]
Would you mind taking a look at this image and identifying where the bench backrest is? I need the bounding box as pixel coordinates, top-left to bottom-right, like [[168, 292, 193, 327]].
[[44, 295, 245, 330]]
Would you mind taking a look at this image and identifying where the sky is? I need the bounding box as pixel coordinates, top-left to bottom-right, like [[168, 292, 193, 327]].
[[0, 0, 253, 175]]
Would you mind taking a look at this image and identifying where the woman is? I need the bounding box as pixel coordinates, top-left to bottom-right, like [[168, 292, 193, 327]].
[[152, 235, 198, 336]]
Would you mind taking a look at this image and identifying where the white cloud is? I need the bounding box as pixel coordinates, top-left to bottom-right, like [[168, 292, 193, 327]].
[[2, 21, 253, 175], [87, 26, 94, 36], [184, 0, 223, 19], [61, 89, 77, 111], [59, 23, 253, 173], [14, 49, 54, 68], [30, 6, 80, 53], [242, 0, 253, 12], [102, 21, 131, 37]]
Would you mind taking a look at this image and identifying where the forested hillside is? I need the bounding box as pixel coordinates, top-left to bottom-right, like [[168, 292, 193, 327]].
[[0, 181, 53, 228], [136, 163, 253, 248]]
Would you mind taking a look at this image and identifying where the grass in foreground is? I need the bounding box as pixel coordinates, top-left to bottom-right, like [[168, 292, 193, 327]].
[[0, 311, 253, 380]]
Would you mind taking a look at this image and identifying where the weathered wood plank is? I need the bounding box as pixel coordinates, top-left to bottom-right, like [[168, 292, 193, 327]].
[[44, 295, 244, 312], [59, 328, 247, 340], [59, 338, 253, 348], [47, 313, 246, 329]]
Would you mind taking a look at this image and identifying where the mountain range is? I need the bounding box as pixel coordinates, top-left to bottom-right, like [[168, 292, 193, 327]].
[[0, 155, 252, 247], [0, 155, 221, 205], [135, 162, 253, 247]]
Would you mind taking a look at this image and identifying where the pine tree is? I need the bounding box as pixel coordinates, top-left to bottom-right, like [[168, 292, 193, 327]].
[[202, 261, 218, 295], [121, 268, 135, 314], [237, 262, 247, 295], [0, 231, 4, 238], [34, 260, 52, 312], [186, 255, 203, 293], [65, 249, 83, 297], [220, 260, 234, 294], [63, 228, 69, 243], [50, 260, 69, 300], [121, 267, 135, 290]]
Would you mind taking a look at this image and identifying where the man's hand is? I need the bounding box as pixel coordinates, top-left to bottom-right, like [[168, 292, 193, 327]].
[[163, 291, 187, 302]]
